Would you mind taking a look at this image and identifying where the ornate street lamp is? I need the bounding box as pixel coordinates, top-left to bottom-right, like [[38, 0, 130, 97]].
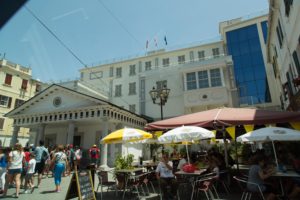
[[149, 85, 170, 120]]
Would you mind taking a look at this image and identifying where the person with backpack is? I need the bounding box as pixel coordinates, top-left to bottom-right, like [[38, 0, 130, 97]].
[[51, 145, 69, 192], [34, 140, 49, 188], [89, 144, 100, 168]]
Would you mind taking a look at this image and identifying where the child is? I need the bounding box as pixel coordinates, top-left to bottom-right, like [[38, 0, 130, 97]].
[[24, 153, 36, 194]]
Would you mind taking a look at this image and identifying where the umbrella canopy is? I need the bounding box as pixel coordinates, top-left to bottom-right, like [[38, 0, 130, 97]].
[[158, 126, 214, 143], [236, 127, 300, 142], [145, 107, 300, 131], [236, 127, 300, 169], [158, 126, 214, 164], [101, 127, 152, 144]]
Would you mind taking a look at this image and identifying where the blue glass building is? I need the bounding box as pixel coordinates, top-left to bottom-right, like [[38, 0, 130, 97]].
[[225, 21, 271, 105]]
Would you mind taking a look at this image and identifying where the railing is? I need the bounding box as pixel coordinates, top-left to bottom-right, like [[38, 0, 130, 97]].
[[220, 9, 268, 27], [0, 59, 31, 74], [85, 36, 223, 67]]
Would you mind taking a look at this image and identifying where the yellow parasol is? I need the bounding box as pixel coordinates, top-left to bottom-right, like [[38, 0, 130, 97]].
[[101, 127, 153, 144]]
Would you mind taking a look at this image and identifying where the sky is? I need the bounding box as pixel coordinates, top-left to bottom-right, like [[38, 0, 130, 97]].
[[0, 0, 269, 83]]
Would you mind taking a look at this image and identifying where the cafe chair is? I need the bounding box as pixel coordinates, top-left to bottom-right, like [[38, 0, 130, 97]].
[[174, 173, 192, 199], [119, 170, 147, 199], [233, 176, 265, 200], [131, 172, 151, 199], [158, 178, 180, 200], [192, 176, 219, 200], [216, 170, 230, 194], [96, 170, 117, 200]]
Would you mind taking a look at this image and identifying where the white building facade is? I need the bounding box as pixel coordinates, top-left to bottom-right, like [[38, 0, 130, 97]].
[[80, 41, 237, 120], [267, 0, 300, 110], [5, 84, 147, 166]]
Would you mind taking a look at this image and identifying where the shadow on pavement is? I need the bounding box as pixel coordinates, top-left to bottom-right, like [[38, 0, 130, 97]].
[[40, 190, 57, 194]]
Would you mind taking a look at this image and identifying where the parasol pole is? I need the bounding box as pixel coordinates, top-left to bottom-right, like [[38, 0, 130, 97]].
[[271, 140, 279, 168], [222, 127, 229, 167], [185, 143, 190, 164], [235, 137, 239, 171]]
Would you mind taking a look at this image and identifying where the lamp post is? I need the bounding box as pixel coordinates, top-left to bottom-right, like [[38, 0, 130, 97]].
[[149, 85, 170, 120]]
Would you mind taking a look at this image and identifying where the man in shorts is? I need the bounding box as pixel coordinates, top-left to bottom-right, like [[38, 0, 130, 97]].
[[34, 140, 49, 188]]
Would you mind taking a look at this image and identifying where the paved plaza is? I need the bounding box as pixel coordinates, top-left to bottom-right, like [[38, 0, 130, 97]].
[[1, 171, 244, 200], [2, 174, 72, 200]]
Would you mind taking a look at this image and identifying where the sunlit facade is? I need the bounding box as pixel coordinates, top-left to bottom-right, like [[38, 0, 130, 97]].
[[80, 41, 237, 120], [267, 0, 300, 111], [0, 59, 46, 146], [220, 12, 281, 110]]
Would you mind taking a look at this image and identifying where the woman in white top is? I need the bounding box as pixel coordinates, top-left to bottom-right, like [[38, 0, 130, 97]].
[[3, 143, 25, 198], [74, 146, 82, 168]]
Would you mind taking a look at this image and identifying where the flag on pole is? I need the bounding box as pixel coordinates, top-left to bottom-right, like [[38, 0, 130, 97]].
[[146, 40, 149, 49], [164, 36, 168, 45]]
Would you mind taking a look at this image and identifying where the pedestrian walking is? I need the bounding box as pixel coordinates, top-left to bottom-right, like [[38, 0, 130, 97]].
[[24, 153, 36, 194], [0, 148, 7, 194], [51, 145, 69, 192], [34, 140, 49, 188], [89, 144, 100, 168], [74, 146, 82, 169], [67, 144, 75, 171], [20, 147, 30, 189], [3, 143, 25, 198]]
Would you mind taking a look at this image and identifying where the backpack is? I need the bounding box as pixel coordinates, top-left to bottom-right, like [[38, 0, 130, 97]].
[[0, 156, 6, 168], [41, 148, 49, 163], [91, 149, 97, 157]]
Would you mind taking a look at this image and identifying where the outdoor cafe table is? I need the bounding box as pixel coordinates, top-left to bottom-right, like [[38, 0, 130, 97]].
[[115, 168, 144, 199], [175, 169, 208, 200], [271, 170, 300, 196], [175, 169, 206, 176], [132, 162, 158, 171]]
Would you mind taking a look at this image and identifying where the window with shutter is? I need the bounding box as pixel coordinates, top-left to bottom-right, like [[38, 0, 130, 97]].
[[0, 95, 11, 108], [0, 118, 4, 129], [15, 99, 25, 108], [4, 74, 12, 85], [35, 84, 41, 92], [21, 79, 28, 90], [293, 51, 300, 75]]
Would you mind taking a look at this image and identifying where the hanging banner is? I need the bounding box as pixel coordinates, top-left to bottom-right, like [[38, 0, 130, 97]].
[[210, 130, 217, 143], [226, 126, 235, 139], [154, 131, 163, 138], [243, 124, 254, 133], [290, 122, 300, 131]]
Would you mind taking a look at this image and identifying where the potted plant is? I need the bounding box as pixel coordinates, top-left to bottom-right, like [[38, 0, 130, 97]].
[[114, 154, 134, 189]]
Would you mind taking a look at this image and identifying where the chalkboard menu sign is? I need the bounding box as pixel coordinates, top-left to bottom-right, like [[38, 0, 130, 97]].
[[65, 169, 96, 200]]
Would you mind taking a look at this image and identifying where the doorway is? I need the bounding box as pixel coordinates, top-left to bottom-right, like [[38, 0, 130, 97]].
[[45, 134, 56, 147], [73, 135, 81, 147]]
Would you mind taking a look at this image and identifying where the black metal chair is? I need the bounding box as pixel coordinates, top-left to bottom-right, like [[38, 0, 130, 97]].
[[192, 174, 220, 200], [216, 169, 230, 194], [233, 176, 265, 200], [96, 170, 117, 200]]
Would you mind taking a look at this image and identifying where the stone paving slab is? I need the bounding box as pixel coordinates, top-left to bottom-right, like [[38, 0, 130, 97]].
[[1, 173, 242, 200], [2, 175, 72, 200]]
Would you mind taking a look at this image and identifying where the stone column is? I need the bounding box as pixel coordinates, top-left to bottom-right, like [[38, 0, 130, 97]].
[[35, 124, 46, 145], [66, 122, 75, 145], [10, 126, 20, 146], [100, 119, 109, 169]]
